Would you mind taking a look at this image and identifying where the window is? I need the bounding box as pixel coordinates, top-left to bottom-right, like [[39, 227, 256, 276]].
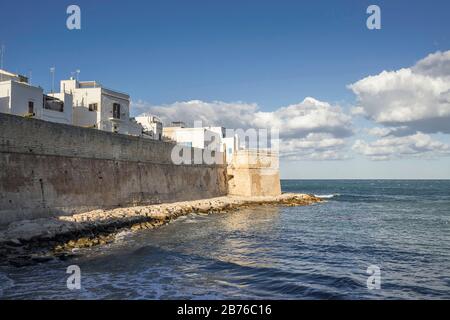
[[113, 103, 121, 119], [28, 101, 34, 114], [88, 103, 98, 112]]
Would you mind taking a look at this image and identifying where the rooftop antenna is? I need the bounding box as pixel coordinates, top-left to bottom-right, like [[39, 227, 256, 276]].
[[50, 67, 55, 93], [0, 44, 4, 81], [76, 69, 80, 81], [28, 69, 32, 84]]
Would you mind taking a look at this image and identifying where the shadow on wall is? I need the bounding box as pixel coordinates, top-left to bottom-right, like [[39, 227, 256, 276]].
[[0, 113, 228, 225]]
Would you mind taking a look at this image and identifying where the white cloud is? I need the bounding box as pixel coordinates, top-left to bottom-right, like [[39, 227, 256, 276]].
[[348, 50, 450, 134], [350, 106, 367, 116], [132, 99, 258, 130], [412, 50, 450, 79], [134, 97, 353, 139], [280, 133, 349, 161], [132, 97, 353, 161], [252, 97, 353, 139], [365, 126, 410, 137], [366, 127, 392, 137], [353, 132, 450, 161]]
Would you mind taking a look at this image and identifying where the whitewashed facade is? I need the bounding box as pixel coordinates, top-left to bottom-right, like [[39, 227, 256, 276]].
[[162, 126, 222, 150], [135, 115, 163, 140], [222, 135, 239, 163], [42, 93, 73, 125], [162, 124, 241, 163], [0, 69, 73, 125], [60, 79, 143, 136], [0, 79, 43, 117], [0, 69, 149, 137]]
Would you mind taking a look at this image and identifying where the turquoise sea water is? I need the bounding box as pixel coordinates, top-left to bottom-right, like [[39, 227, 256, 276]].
[[1, 180, 449, 299]]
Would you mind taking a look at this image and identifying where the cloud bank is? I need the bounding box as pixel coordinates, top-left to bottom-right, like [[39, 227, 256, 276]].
[[349, 50, 450, 160], [348, 51, 450, 135], [133, 50, 450, 162], [353, 132, 449, 161], [133, 97, 353, 160]]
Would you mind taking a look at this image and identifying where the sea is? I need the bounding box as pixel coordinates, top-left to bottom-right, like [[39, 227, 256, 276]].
[[1, 180, 449, 299]]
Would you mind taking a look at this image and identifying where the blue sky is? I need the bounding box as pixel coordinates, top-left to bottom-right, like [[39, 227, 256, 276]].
[[1, 0, 450, 179]]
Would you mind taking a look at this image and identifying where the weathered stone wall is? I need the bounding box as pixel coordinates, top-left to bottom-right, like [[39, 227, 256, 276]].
[[227, 150, 281, 197], [0, 113, 228, 225]]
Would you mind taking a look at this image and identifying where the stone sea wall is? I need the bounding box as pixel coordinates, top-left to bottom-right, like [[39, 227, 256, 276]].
[[0, 113, 228, 225]]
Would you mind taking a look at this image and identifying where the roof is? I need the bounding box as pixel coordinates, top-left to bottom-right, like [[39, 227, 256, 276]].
[[0, 69, 28, 83]]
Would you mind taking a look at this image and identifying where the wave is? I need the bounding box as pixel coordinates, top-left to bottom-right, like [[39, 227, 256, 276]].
[[314, 194, 340, 199]]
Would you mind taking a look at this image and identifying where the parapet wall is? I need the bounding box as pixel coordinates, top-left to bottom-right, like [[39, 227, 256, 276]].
[[0, 113, 228, 225]]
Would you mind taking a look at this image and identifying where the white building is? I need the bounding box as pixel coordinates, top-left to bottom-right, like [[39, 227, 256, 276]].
[[205, 126, 225, 140], [222, 134, 239, 163], [0, 69, 148, 137], [202, 126, 239, 162], [42, 93, 73, 125], [162, 123, 241, 163], [0, 69, 28, 83], [0, 76, 42, 117], [163, 125, 222, 151], [0, 69, 72, 124], [59, 78, 143, 136], [135, 114, 163, 140]]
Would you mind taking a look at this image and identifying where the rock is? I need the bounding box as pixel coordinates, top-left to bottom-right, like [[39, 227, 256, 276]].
[[130, 224, 141, 231], [145, 222, 153, 229], [196, 204, 211, 213], [54, 245, 65, 252], [0, 193, 322, 264], [67, 240, 77, 248]]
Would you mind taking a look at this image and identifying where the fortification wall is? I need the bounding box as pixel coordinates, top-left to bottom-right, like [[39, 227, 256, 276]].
[[227, 150, 281, 197], [0, 113, 228, 225]]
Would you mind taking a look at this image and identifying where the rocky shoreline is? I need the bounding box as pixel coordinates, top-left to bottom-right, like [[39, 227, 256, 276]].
[[0, 193, 321, 267]]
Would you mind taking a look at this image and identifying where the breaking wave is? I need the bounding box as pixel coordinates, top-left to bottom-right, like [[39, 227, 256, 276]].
[[314, 194, 339, 199]]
